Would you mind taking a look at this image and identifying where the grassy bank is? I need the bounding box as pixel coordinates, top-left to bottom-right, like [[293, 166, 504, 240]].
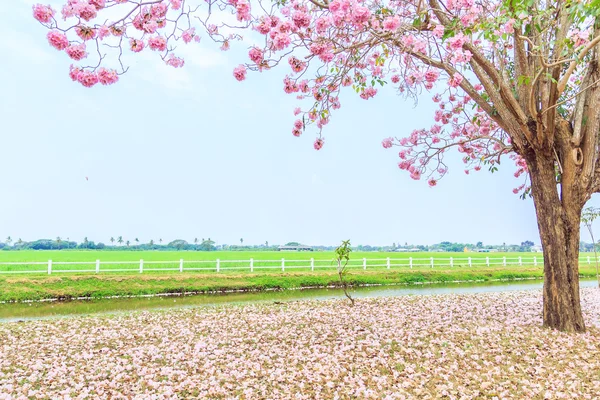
[[1, 265, 598, 302]]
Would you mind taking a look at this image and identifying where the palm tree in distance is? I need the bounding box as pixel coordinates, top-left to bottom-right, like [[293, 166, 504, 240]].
[[265, 241, 269, 247], [83, 237, 89, 245], [159, 238, 163, 245], [240, 238, 243, 246], [149, 239, 154, 246], [135, 238, 139, 245], [16, 238, 23, 246], [110, 237, 115, 246], [126, 240, 130, 247], [194, 238, 198, 245], [117, 236, 123, 246], [55, 237, 62, 249], [5, 236, 12, 246]]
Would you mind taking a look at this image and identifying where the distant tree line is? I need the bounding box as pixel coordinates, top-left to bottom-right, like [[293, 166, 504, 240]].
[[0, 237, 583, 252]]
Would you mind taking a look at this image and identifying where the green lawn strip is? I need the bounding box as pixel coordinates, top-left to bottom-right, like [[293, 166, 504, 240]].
[[0, 266, 597, 302]]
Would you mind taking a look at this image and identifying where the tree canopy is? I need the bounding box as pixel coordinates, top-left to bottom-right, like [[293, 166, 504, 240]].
[[31, 0, 600, 331]]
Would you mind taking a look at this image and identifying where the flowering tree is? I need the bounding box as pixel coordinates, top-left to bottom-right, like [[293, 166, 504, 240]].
[[32, 0, 600, 331]]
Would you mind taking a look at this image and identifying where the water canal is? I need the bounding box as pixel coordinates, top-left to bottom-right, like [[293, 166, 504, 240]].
[[1, 279, 597, 323]]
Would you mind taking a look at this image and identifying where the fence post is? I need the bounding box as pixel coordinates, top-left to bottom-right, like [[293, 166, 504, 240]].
[[486, 257, 489, 267], [430, 257, 434, 268], [450, 257, 453, 267], [409, 257, 413, 269], [179, 259, 184, 273], [519, 256, 522, 266], [281, 258, 285, 272], [96, 259, 100, 274], [48, 260, 52, 275], [534, 256, 537, 266], [250, 258, 254, 272], [139, 259, 144, 273], [216, 259, 220, 273], [503, 256, 506, 266], [588, 256, 591, 265], [363, 258, 367, 270], [387, 257, 390, 269], [310, 258, 314, 271], [468, 257, 472, 267]]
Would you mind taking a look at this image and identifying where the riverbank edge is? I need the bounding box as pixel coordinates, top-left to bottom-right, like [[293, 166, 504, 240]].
[[1, 268, 598, 303]]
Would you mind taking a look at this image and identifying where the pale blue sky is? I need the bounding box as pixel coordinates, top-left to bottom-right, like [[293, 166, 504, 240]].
[[1, 0, 598, 247]]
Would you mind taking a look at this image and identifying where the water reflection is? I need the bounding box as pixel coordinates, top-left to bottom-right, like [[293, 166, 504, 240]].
[[0, 279, 597, 323]]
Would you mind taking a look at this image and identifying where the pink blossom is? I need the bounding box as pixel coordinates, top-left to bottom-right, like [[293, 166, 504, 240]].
[[313, 138, 324, 150], [170, 0, 182, 10], [447, 33, 466, 50], [233, 65, 247, 81], [75, 26, 96, 41], [425, 70, 440, 83], [77, 70, 99, 87], [151, 2, 168, 18], [383, 16, 401, 31], [448, 73, 463, 88], [166, 54, 185, 68], [352, 6, 371, 25], [432, 24, 445, 38], [293, 107, 301, 116], [249, 48, 264, 64], [288, 56, 306, 73], [142, 20, 159, 34], [391, 75, 400, 84], [78, 3, 98, 21], [360, 87, 377, 100], [148, 36, 167, 51], [65, 43, 87, 60], [382, 138, 393, 149], [130, 38, 145, 52], [97, 25, 110, 40], [221, 41, 230, 51], [292, 129, 302, 137], [428, 178, 437, 187], [97, 68, 119, 85], [292, 11, 311, 28], [182, 28, 197, 44], [272, 34, 291, 51], [315, 17, 331, 33], [69, 64, 82, 81], [89, 0, 105, 10], [236, 0, 251, 21], [32, 4, 54, 23], [47, 30, 69, 50]]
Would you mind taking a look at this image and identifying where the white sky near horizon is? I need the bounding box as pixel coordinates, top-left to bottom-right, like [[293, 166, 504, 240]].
[[1, 0, 599, 247]]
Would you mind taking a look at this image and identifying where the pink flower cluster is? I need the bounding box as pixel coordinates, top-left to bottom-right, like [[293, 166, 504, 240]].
[[229, 0, 251, 22], [148, 36, 167, 52], [32, 4, 54, 23], [132, 3, 168, 34], [233, 65, 247, 81], [182, 28, 200, 44], [47, 30, 69, 50], [166, 54, 185, 68], [61, 0, 103, 22], [69, 65, 118, 87]]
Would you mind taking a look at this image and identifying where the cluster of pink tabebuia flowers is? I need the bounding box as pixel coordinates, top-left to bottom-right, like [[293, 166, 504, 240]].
[[32, 0, 594, 193]]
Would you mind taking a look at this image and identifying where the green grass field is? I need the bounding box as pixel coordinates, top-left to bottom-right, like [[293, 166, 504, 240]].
[[0, 251, 597, 302], [2, 249, 595, 274]]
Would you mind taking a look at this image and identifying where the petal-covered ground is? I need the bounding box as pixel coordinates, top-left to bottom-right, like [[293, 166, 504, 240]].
[[0, 289, 599, 399]]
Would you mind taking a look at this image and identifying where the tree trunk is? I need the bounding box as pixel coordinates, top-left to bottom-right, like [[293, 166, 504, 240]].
[[528, 154, 586, 332]]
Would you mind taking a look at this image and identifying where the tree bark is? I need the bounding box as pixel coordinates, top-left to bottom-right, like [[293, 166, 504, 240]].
[[528, 154, 586, 332]]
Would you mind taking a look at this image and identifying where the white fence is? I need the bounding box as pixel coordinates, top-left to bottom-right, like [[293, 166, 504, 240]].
[[0, 255, 598, 275]]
